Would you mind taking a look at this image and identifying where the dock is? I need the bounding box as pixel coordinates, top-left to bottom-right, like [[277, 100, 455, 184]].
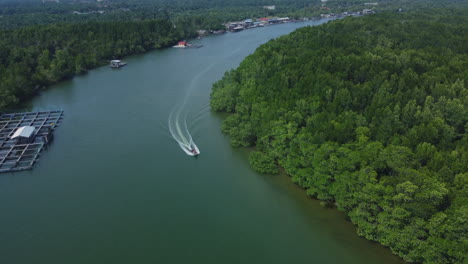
[[110, 60, 127, 68], [0, 111, 64, 173], [173, 41, 203, 49]]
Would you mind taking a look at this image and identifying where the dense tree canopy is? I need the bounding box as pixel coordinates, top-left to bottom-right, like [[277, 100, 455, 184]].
[[1, 0, 464, 110], [0, 0, 328, 110], [211, 8, 468, 263], [2, 0, 459, 30], [0, 0, 308, 29], [0, 19, 193, 110]]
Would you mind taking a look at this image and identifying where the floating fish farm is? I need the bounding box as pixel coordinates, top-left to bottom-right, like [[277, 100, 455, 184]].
[[0, 111, 64, 173]]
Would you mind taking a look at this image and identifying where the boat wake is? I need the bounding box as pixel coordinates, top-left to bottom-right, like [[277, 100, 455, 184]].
[[168, 108, 200, 156], [167, 54, 220, 156], [168, 62, 214, 156]]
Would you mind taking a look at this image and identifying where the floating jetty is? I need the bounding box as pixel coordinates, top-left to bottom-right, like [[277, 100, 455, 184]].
[[0, 111, 64, 173], [110, 60, 127, 68], [173, 41, 203, 49]]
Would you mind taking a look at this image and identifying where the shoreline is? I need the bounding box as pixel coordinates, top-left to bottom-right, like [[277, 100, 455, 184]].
[[0, 8, 369, 113]]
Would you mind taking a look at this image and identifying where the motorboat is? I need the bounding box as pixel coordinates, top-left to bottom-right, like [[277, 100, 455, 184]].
[[179, 142, 200, 156]]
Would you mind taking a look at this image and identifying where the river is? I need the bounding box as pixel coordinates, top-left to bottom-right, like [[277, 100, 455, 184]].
[[0, 19, 404, 264]]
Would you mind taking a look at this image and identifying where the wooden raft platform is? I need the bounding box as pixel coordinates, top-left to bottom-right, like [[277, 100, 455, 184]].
[[0, 111, 64, 173]]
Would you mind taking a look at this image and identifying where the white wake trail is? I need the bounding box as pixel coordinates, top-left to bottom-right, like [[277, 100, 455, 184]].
[[168, 60, 218, 155]]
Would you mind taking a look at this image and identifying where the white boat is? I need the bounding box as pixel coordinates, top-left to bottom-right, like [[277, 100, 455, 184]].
[[179, 142, 200, 156], [110, 60, 127, 68]]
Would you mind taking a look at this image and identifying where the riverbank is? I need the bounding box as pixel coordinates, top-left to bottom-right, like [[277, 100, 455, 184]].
[[210, 9, 468, 263], [0, 19, 405, 264], [0, 4, 383, 113], [222, 9, 372, 33], [0, 19, 195, 112]]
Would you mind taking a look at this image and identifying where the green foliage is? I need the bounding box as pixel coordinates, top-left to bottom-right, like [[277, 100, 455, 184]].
[[249, 151, 279, 174], [0, 19, 193, 110], [0, 0, 311, 30], [211, 70, 240, 112], [211, 8, 468, 263], [4, 0, 462, 30]]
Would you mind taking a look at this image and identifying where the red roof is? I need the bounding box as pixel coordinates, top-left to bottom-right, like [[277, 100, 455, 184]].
[[258, 18, 269, 21], [178, 41, 187, 45]]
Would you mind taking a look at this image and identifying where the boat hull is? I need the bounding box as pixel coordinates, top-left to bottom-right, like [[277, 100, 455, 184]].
[[179, 142, 200, 156]]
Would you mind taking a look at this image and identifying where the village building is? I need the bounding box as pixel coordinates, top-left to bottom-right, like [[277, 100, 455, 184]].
[[244, 19, 254, 27]]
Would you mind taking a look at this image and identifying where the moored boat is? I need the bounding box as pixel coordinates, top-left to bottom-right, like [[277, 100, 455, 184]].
[[173, 40, 203, 49], [173, 41, 189, 48], [110, 60, 127, 68]]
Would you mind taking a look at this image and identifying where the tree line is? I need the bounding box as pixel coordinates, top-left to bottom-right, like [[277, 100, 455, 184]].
[[0, 0, 302, 30], [0, 0, 328, 110], [0, 18, 203, 110], [211, 8, 468, 263], [0, 0, 327, 110], [1, 0, 434, 30]]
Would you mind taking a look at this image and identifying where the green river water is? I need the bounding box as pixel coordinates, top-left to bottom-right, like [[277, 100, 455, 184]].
[[0, 19, 404, 264]]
